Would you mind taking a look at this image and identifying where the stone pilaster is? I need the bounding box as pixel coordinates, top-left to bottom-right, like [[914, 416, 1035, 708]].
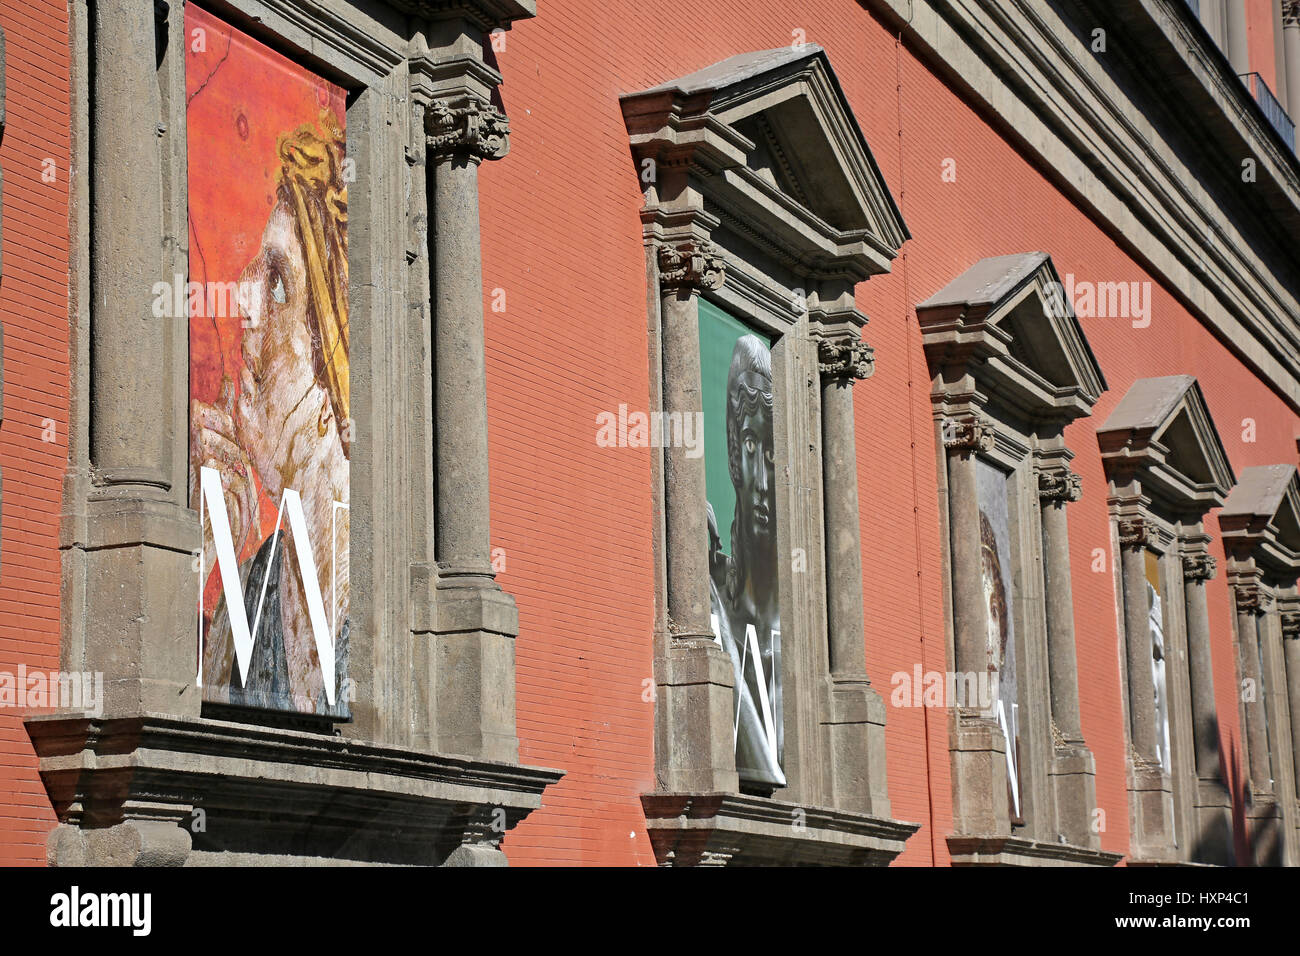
[[816, 332, 889, 816]]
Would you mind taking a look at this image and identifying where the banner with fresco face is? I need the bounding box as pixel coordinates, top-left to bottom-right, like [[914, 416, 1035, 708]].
[[186, 6, 350, 719], [976, 459, 1021, 821], [699, 299, 784, 791]]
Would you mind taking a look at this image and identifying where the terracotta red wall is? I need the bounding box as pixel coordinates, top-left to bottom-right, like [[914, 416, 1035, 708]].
[[487, 0, 1294, 865], [0, 0, 69, 865]]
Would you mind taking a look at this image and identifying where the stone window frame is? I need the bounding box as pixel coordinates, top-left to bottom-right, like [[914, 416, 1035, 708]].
[[917, 252, 1117, 866], [1218, 463, 1300, 865], [1096, 375, 1236, 865], [620, 46, 919, 865], [36, 0, 560, 868]]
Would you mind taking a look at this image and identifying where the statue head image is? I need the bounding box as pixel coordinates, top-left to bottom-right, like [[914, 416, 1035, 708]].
[[725, 334, 777, 604]]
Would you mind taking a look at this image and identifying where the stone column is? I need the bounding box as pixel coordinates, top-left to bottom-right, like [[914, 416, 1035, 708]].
[[1235, 583, 1273, 792], [1037, 467, 1084, 744], [1037, 464, 1098, 848], [1119, 519, 1158, 762], [1182, 550, 1220, 779], [817, 333, 889, 815], [653, 238, 738, 794], [943, 412, 1008, 834], [1286, 2, 1300, 132], [425, 98, 520, 763]]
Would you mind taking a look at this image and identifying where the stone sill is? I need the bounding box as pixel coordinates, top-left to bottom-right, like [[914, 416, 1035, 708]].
[[26, 712, 563, 866], [642, 791, 919, 866], [947, 835, 1122, 867]]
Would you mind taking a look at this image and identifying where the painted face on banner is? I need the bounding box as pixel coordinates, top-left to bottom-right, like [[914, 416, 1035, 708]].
[[735, 370, 776, 554], [187, 5, 350, 718]]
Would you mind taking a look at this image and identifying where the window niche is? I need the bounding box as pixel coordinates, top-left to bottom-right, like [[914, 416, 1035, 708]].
[[1218, 464, 1300, 865], [621, 46, 918, 865], [1096, 375, 1236, 865], [35, 0, 559, 868], [917, 252, 1118, 866]]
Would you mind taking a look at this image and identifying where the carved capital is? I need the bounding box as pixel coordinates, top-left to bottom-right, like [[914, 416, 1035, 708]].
[[1284, 0, 1299, 27], [1235, 584, 1272, 615], [658, 240, 725, 292], [1117, 517, 1149, 550], [1036, 467, 1082, 503], [817, 336, 874, 382], [426, 98, 510, 161], [1180, 552, 1217, 582], [941, 415, 994, 452], [1281, 610, 1300, 640]]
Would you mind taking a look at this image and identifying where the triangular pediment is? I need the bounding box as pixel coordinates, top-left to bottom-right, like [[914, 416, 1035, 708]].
[[1220, 464, 1300, 574], [621, 46, 908, 278], [916, 252, 1107, 420], [1097, 375, 1236, 510]]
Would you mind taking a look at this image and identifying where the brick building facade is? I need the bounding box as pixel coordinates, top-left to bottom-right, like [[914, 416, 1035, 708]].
[[0, 0, 1298, 866]]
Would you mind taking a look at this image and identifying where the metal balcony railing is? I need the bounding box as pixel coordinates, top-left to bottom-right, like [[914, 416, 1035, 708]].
[[1240, 72, 1297, 152]]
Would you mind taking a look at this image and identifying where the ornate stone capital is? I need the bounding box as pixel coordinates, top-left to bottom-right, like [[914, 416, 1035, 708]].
[[817, 336, 875, 382], [426, 98, 510, 161], [1181, 552, 1217, 582], [1281, 610, 1300, 640], [1284, 0, 1299, 27], [941, 414, 994, 452], [1117, 517, 1150, 550], [1036, 467, 1082, 503], [1235, 584, 1272, 615], [658, 240, 725, 292]]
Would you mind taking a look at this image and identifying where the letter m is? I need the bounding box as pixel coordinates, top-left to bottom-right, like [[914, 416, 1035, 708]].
[[198, 465, 339, 704]]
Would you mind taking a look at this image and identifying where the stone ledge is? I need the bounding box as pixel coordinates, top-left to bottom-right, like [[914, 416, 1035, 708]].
[[641, 791, 919, 866], [947, 834, 1123, 867], [26, 713, 563, 866]]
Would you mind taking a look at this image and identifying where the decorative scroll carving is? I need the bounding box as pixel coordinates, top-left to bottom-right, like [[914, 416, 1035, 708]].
[[1234, 584, 1273, 614], [817, 336, 874, 382], [1036, 467, 1082, 503], [1281, 610, 1300, 640], [426, 98, 510, 160], [1284, 0, 1299, 27], [941, 415, 994, 452], [658, 240, 725, 292], [1117, 517, 1150, 550], [1180, 552, 1217, 581]]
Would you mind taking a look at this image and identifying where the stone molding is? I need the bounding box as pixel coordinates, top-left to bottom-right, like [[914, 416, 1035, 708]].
[[641, 792, 918, 866], [27, 713, 561, 866]]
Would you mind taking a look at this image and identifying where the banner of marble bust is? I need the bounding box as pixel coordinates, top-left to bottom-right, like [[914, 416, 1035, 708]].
[[185, 6, 350, 719], [700, 299, 784, 791]]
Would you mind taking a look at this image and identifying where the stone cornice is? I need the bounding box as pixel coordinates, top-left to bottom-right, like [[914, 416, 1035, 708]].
[[867, 0, 1300, 412]]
